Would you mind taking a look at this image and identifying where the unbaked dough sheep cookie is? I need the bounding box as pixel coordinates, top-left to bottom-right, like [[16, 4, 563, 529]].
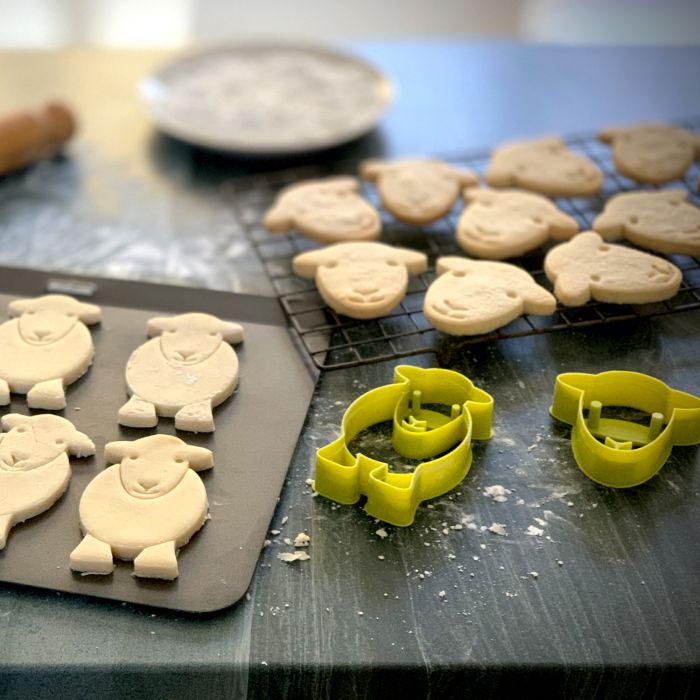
[[592, 190, 700, 256], [69, 435, 213, 579], [360, 158, 478, 225], [0, 414, 94, 550], [544, 231, 682, 307], [423, 257, 556, 335], [0, 294, 101, 410], [485, 137, 603, 197], [599, 124, 700, 184], [119, 313, 244, 433], [263, 176, 381, 244], [293, 241, 428, 320], [456, 188, 579, 259]]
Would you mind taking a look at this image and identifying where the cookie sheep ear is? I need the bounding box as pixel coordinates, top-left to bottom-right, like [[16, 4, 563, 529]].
[[598, 127, 622, 143], [523, 283, 557, 315], [392, 248, 428, 275], [484, 161, 513, 188], [220, 321, 244, 344], [77, 301, 102, 325], [147, 316, 174, 337], [264, 203, 293, 232], [553, 271, 591, 307], [1, 414, 31, 431], [463, 187, 495, 204], [104, 441, 133, 464], [183, 445, 213, 472], [592, 210, 624, 240], [8, 298, 32, 317], [359, 159, 387, 181], [435, 256, 471, 276], [446, 165, 479, 187], [292, 248, 332, 278], [68, 430, 96, 458]]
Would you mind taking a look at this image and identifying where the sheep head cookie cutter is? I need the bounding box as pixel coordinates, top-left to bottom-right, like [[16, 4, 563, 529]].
[[118, 312, 244, 433], [0, 294, 101, 409], [0, 414, 95, 549], [314, 365, 493, 526], [550, 371, 700, 488], [69, 434, 214, 579]]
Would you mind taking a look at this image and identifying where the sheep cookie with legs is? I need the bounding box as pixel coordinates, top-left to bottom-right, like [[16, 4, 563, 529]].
[[0, 294, 101, 409], [293, 241, 428, 320], [119, 313, 244, 432], [0, 414, 95, 549], [70, 435, 213, 580]]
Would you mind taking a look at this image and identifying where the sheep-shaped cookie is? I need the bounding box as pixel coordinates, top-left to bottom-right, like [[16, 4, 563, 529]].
[[293, 241, 428, 319], [264, 176, 381, 244], [360, 158, 478, 225], [119, 313, 244, 432], [69, 435, 213, 579], [423, 257, 556, 335], [0, 413, 95, 549], [0, 294, 101, 409]]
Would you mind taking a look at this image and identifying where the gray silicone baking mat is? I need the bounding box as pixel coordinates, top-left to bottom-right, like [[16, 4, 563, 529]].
[[0, 266, 316, 613]]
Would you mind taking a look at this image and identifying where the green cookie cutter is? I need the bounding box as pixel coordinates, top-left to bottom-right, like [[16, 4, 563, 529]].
[[313, 365, 493, 526], [550, 371, 700, 488]]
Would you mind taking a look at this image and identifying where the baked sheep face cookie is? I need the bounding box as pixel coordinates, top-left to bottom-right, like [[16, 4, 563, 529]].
[[360, 159, 478, 225], [293, 242, 428, 320], [263, 176, 381, 244], [599, 124, 700, 184], [544, 232, 682, 307], [423, 257, 556, 336], [456, 188, 579, 259], [592, 190, 700, 256], [485, 137, 603, 197]]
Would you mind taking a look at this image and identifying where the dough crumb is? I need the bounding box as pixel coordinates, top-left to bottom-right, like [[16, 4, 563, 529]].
[[438, 590, 446, 599], [488, 522, 507, 536], [526, 525, 544, 537], [376, 527, 388, 539], [293, 532, 310, 547], [277, 551, 310, 563], [557, 560, 564, 566], [483, 485, 510, 502], [281, 516, 288, 525], [530, 571, 539, 579], [270, 529, 281, 536]]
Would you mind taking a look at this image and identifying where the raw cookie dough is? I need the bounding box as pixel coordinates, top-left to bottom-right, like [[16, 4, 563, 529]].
[[0, 294, 101, 410], [293, 241, 428, 319], [592, 189, 700, 256], [423, 257, 556, 335], [599, 123, 700, 184], [544, 231, 682, 306], [485, 137, 603, 197], [264, 176, 381, 244], [0, 414, 94, 549], [69, 435, 213, 579], [119, 313, 243, 433], [456, 188, 579, 259], [360, 158, 478, 225]]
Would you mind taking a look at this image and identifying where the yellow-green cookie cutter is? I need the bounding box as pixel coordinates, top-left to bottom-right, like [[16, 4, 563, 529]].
[[550, 371, 700, 488], [313, 365, 493, 526]]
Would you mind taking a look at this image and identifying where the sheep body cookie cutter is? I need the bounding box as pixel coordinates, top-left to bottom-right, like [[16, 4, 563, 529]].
[[550, 371, 700, 487], [314, 365, 493, 526]]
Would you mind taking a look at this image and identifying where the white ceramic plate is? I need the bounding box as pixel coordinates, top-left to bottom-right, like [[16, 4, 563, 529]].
[[140, 42, 393, 155]]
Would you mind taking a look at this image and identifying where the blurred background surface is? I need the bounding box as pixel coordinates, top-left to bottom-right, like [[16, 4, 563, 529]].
[[1, 0, 699, 48]]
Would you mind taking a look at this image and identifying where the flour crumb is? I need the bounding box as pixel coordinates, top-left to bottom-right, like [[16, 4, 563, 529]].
[[378, 555, 385, 560], [305, 478, 314, 486], [557, 560, 564, 566], [484, 485, 510, 502], [277, 551, 310, 563], [376, 527, 388, 539], [488, 522, 507, 536], [526, 525, 544, 537], [270, 529, 280, 536], [530, 571, 539, 579], [293, 532, 310, 548], [281, 516, 288, 526], [534, 517, 547, 527], [451, 523, 463, 530], [438, 590, 446, 600], [516, 498, 525, 506]]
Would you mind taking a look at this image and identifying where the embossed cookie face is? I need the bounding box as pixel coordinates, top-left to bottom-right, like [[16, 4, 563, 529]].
[[544, 231, 682, 306], [263, 176, 381, 244], [592, 190, 700, 255], [456, 188, 579, 259], [360, 159, 478, 225], [599, 124, 700, 184], [423, 257, 556, 335], [486, 138, 603, 197], [293, 242, 428, 319]]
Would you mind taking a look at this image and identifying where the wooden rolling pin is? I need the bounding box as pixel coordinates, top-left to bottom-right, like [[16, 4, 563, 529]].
[[0, 102, 76, 176]]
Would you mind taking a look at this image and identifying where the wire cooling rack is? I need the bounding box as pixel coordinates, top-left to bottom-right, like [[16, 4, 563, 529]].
[[231, 120, 700, 370]]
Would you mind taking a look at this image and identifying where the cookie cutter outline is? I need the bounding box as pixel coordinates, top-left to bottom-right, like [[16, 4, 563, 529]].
[[550, 370, 700, 488], [313, 365, 493, 526]]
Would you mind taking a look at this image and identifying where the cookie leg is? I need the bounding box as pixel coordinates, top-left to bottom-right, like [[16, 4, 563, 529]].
[[133, 541, 179, 580], [69, 534, 115, 575], [0, 514, 13, 550], [0, 378, 9, 406], [175, 401, 214, 433], [119, 394, 158, 428], [27, 378, 65, 410]]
